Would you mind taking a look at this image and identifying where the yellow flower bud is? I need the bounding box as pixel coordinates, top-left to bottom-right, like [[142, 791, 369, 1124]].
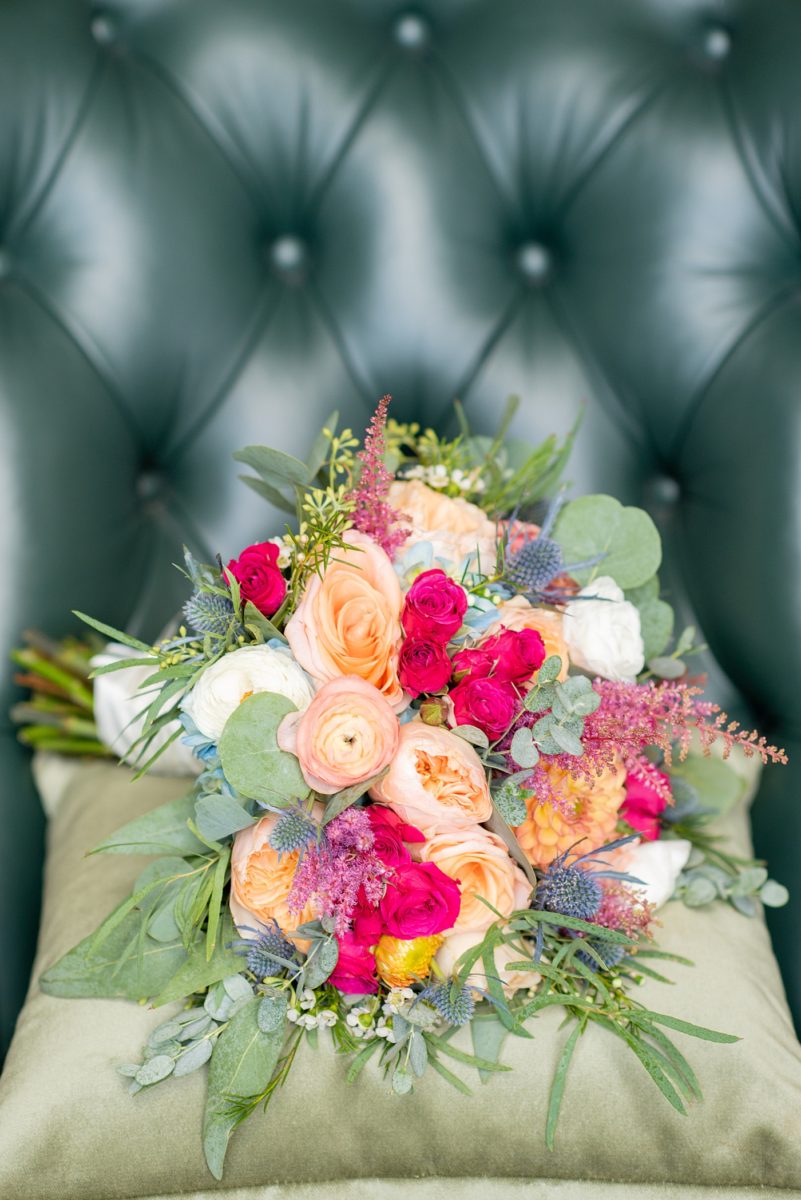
[[374, 934, 443, 987]]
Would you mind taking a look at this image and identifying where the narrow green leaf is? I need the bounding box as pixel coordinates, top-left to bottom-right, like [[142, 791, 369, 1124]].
[[72, 612, 153, 655], [195, 795, 255, 843], [91, 792, 208, 858], [322, 769, 389, 826], [239, 474, 297, 515], [206, 847, 230, 962], [427, 1053, 473, 1096], [631, 1010, 740, 1044], [546, 1021, 582, 1150], [233, 445, 310, 487], [152, 915, 241, 1007]]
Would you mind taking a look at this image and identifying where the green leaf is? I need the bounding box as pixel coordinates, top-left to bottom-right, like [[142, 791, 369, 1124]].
[[471, 1016, 509, 1084], [553, 495, 662, 589], [668, 755, 745, 816], [647, 656, 686, 680], [550, 725, 584, 757], [91, 793, 209, 858], [546, 1021, 582, 1150], [306, 409, 339, 478], [174, 1038, 213, 1076], [136, 1054, 175, 1086], [674, 625, 697, 657], [218, 691, 310, 806], [426, 1032, 512, 1073], [452, 724, 490, 750], [40, 909, 188, 1000], [485, 809, 538, 891], [194, 795, 256, 843], [322, 769, 389, 827], [346, 1038, 382, 1083], [683, 876, 717, 907], [427, 1053, 473, 1095], [619, 1029, 687, 1115], [203, 997, 286, 1180], [409, 1030, 428, 1078], [233, 445, 310, 487], [510, 727, 540, 768], [206, 847, 231, 962], [72, 612, 154, 655], [242, 601, 287, 643], [238, 474, 297, 516], [637, 596, 675, 660], [760, 880, 790, 907], [392, 1065, 413, 1095], [257, 992, 288, 1034], [537, 656, 563, 685], [302, 938, 339, 989], [632, 1010, 739, 1044]]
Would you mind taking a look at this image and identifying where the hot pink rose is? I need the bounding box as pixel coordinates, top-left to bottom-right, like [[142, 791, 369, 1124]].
[[350, 895, 385, 948], [621, 770, 671, 841], [330, 932, 378, 994], [380, 861, 461, 938], [367, 806, 424, 869], [450, 676, 519, 740], [402, 569, 467, 642], [227, 542, 286, 617], [398, 637, 452, 697], [453, 627, 545, 686]]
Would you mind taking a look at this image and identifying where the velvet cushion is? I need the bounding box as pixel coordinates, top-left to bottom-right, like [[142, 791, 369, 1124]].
[[1, 760, 800, 1200]]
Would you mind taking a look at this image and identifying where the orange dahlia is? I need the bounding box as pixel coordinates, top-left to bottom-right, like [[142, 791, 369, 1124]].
[[513, 759, 627, 870]]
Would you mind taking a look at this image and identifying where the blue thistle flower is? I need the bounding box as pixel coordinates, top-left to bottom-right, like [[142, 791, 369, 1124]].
[[269, 809, 318, 856], [504, 494, 604, 598], [424, 981, 476, 1027], [183, 589, 236, 637], [232, 921, 298, 979], [576, 939, 626, 971], [540, 863, 602, 920]]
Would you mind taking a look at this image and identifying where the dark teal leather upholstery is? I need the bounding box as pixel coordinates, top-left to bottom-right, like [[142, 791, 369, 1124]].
[[2, 0, 800, 1056]]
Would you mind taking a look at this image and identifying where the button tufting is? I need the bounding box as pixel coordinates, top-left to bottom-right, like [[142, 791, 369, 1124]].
[[516, 242, 552, 286], [268, 235, 309, 281], [702, 26, 731, 61], [393, 12, 430, 51], [136, 470, 164, 503], [648, 475, 681, 506], [90, 13, 116, 44]]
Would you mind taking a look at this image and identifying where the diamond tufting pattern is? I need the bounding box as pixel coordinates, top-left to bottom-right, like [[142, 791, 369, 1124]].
[[1, 0, 801, 1050]]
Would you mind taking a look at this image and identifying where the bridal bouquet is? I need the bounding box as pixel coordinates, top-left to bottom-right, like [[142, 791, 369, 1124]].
[[39, 397, 788, 1179]]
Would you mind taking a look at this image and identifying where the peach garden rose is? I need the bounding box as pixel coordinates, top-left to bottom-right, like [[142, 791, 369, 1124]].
[[277, 675, 399, 795], [230, 812, 321, 945], [285, 529, 406, 712], [388, 478, 498, 571], [416, 825, 531, 935], [369, 719, 492, 833]]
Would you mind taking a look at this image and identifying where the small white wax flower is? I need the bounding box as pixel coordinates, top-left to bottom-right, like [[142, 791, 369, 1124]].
[[287, 1008, 301, 1024], [317, 1009, 338, 1027]]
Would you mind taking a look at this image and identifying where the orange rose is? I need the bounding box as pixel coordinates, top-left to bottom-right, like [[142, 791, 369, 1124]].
[[417, 826, 531, 934], [388, 479, 498, 572], [436, 931, 541, 996], [230, 812, 321, 945], [285, 530, 406, 712], [514, 759, 627, 870], [370, 720, 492, 832], [486, 596, 570, 681], [277, 675, 399, 795]]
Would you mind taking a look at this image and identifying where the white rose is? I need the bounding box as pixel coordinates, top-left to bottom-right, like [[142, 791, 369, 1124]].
[[624, 838, 692, 908], [182, 644, 314, 742], [563, 576, 645, 682], [92, 645, 200, 777]]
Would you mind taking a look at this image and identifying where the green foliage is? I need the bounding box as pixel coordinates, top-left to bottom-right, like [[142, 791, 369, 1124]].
[[321, 769, 389, 826], [553, 494, 662, 589], [194, 794, 256, 843], [218, 691, 309, 806], [91, 792, 209, 857], [203, 996, 287, 1179], [152, 915, 242, 1007], [625, 577, 675, 659]]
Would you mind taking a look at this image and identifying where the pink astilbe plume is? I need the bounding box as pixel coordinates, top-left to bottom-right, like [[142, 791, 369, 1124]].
[[347, 394, 409, 557], [287, 807, 390, 936], [516, 678, 787, 816], [595, 880, 655, 939]]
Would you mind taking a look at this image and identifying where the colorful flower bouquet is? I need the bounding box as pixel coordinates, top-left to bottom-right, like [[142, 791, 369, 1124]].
[[39, 397, 788, 1180]]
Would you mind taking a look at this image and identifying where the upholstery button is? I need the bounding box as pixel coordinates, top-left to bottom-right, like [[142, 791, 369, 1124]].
[[393, 12, 430, 50], [136, 470, 164, 502], [648, 475, 681, 506], [90, 13, 116, 44], [702, 26, 731, 60], [268, 235, 308, 281], [516, 242, 551, 286]]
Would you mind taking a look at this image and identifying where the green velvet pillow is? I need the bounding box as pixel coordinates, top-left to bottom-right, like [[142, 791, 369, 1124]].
[[1, 760, 800, 1200]]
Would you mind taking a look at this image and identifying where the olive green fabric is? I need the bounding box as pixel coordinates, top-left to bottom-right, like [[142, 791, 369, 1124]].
[[0, 762, 799, 1199]]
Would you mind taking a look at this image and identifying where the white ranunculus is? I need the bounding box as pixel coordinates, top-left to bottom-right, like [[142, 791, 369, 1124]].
[[625, 838, 692, 908], [92, 645, 200, 777], [182, 644, 314, 742], [563, 575, 645, 682]]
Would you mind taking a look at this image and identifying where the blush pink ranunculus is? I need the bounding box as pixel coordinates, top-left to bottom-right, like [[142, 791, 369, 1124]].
[[379, 860, 462, 939], [277, 675, 399, 795], [284, 529, 406, 712], [620, 769, 671, 840], [369, 719, 492, 833]]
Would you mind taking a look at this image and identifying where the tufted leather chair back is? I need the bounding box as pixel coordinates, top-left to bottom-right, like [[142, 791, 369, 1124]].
[[2, 0, 801, 1053]]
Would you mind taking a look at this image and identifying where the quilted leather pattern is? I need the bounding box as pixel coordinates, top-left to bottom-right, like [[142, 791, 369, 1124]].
[[2, 0, 801, 1051]]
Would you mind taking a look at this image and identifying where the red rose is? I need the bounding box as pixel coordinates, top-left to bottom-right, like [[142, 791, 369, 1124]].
[[380, 861, 461, 939], [620, 770, 671, 841], [398, 637, 452, 697], [402, 569, 467, 642], [367, 806, 425, 869], [227, 542, 286, 617], [453, 627, 545, 686], [329, 932, 378, 994], [450, 676, 519, 740]]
